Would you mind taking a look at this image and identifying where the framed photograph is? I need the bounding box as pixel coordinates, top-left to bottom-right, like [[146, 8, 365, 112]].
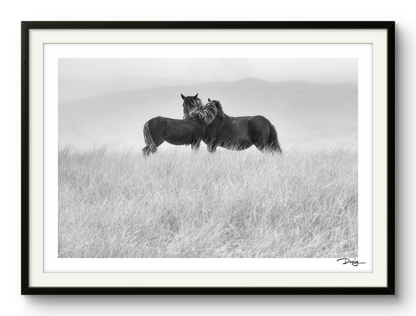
[[21, 21, 395, 295]]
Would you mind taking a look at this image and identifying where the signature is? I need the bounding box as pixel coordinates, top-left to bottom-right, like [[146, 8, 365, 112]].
[[337, 258, 366, 267]]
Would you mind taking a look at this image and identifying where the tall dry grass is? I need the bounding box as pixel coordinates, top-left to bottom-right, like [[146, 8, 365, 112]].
[[58, 146, 358, 258]]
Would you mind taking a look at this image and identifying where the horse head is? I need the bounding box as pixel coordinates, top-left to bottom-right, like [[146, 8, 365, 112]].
[[207, 98, 224, 118], [188, 101, 218, 124], [181, 93, 203, 118]]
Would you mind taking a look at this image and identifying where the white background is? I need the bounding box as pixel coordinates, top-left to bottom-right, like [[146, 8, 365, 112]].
[[44, 44, 372, 274], [30, 30, 386, 286]]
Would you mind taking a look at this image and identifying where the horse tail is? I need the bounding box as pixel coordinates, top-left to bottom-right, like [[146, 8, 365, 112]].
[[143, 121, 157, 153], [268, 123, 282, 154]]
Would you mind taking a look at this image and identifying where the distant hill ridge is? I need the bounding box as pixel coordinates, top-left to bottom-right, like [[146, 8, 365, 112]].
[[60, 78, 357, 106]]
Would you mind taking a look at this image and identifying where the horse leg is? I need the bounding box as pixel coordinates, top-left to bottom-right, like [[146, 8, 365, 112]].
[[207, 143, 218, 153], [191, 139, 201, 151], [254, 139, 281, 154], [255, 144, 267, 153]]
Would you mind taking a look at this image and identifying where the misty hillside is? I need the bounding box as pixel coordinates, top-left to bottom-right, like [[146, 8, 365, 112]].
[[58, 78, 358, 150]]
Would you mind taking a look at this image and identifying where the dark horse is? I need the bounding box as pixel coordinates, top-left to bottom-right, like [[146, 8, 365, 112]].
[[142, 96, 217, 155], [183, 98, 282, 154]]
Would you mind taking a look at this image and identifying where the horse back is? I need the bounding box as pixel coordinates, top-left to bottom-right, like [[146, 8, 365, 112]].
[[216, 115, 270, 130], [246, 115, 272, 134], [247, 115, 271, 125], [147, 116, 168, 131], [148, 116, 193, 131]]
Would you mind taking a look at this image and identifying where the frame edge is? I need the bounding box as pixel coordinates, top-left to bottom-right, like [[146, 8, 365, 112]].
[[20, 20, 396, 295], [21, 21, 30, 295]]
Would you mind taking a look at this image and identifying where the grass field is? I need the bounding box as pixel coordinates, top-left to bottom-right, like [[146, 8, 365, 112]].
[[58, 146, 358, 258]]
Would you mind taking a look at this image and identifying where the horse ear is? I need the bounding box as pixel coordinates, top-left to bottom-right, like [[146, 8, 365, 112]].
[[208, 98, 211, 102], [181, 94, 185, 100], [194, 93, 198, 99]]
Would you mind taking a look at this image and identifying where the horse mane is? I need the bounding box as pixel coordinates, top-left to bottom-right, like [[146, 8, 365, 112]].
[[206, 99, 225, 118], [189, 102, 218, 124]]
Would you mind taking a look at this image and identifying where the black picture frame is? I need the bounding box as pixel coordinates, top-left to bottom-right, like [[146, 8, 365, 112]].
[[21, 21, 395, 295]]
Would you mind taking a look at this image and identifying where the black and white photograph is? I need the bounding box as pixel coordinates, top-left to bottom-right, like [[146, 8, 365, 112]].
[[20, 19, 395, 297], [58, 57, 359, 259]]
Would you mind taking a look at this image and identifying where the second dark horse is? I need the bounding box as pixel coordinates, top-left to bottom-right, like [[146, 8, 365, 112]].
[[183, 98, 282, 154]]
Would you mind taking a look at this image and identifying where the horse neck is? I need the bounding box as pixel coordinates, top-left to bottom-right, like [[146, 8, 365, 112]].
[[216, 109, 227, 120], [193, 117, 210, 127]]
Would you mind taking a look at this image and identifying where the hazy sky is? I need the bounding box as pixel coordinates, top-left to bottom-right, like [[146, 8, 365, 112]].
[[59, 58, 357, 102], [60, 58, 357, 83]]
